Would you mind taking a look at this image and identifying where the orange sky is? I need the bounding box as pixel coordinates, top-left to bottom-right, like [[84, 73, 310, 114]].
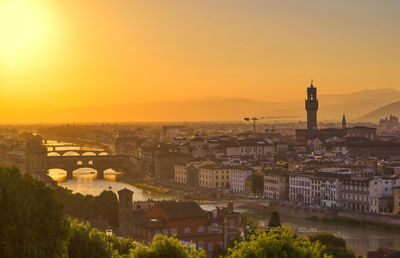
[[0, 0, 399, 112]]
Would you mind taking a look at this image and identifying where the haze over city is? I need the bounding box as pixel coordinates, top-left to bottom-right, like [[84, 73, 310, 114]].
[[1, 0, 400, 122]]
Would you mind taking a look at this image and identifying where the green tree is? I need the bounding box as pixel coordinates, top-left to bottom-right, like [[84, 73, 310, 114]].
[[54, 188, 119, 227], [0, 166, 69, 258], [226, 225, 329, 258], [129, 234, 206, 258], [67, 220, 109, 258], [251, 171, 264, 194], [268, 211, 281, 228], [95, 190, 119, 227], [308, 232, 355, 258]]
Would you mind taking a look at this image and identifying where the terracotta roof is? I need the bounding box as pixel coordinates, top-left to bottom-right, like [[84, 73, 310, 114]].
[[156, 202, 206, 219]]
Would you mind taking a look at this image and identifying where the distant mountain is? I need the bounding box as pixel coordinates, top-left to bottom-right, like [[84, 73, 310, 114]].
[[359, 101, 400, 122], [1, 88, 400, 123], [262, 88, 400, 122]]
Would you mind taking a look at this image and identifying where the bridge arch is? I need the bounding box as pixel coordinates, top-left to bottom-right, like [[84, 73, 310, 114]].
[[47, 168, 67, 180], [47, 152, 61, 156], [81, 151, 97, 156], [98, 152, 108, 156], [71, 167, 98, 178], [62, 151, 80, 156]]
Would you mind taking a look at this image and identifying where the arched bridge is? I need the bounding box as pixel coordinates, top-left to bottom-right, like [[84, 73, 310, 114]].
[[46, 155, 136, 179], [47, 149, 109, 157]]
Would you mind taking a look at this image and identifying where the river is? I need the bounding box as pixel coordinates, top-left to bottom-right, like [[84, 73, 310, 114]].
[[46, 141, 400, 256]]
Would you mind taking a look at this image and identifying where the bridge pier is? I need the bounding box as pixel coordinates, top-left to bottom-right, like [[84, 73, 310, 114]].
[[97, 170, 104, 179], [67, 170, 73, 179]]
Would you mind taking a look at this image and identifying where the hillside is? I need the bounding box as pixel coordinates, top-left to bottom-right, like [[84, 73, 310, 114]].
[[359, 101, 400, 122]]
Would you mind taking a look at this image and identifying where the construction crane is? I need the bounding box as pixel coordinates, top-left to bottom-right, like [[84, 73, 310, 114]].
[[244, 115, 299, 134]]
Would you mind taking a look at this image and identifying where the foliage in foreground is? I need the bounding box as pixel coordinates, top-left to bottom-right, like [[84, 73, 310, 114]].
[[0, 166, 69, 258], [128, 234, 206, 258], [308, 232, 355, 258], [54, 187, 119, 227], [227, 225, 330, 258]]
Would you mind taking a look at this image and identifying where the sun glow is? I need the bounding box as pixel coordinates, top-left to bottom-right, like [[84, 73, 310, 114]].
[[0, 0, 54, 67]]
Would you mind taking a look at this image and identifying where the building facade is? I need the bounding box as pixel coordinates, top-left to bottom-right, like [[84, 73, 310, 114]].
[[263, 169, 289, 200], [230, 166, 254, 194], [289, 173, 312, 204]]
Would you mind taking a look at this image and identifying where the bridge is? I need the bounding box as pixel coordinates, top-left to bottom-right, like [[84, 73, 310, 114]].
[[47, 149, 109, 156], [203, 200, 271, 209], [46, 155, 136, 179]]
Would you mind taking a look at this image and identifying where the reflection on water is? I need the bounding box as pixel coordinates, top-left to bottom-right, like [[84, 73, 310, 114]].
[[48, 168, 174, 201]]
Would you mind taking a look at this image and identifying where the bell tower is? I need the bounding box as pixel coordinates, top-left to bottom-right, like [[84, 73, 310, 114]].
[[305, 81, 318, 130]]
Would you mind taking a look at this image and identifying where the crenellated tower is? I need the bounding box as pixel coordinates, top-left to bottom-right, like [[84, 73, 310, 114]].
[[305, 81, 318, 130]]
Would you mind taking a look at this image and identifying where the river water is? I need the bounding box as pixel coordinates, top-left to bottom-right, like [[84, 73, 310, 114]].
[[46, 141, 400, 256]]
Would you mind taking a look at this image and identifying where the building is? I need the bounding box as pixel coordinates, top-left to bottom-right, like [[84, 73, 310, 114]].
[[369, 176, 400, 214], [174, 160, 216, 186], [263, 169, 289, 200], [289, 173, 312, 204], [296, 82, 377, 153], [118, 189, 242, 256], [199, 164, 231, 189], [315, 171, 349, 208], [341, 177, 371, 213], [229, 166, 254, 194], [25, 139, 47, 177], [393, 186, 400, 215], [217, 138, 274, 159], [305, 80, 318, 130]]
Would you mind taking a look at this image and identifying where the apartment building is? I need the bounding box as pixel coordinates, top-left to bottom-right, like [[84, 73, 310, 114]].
[[199, 164, 231, 189], [263, 169, 289, 200], [289, 173, 312, 204], [229, 166, 254, 193]]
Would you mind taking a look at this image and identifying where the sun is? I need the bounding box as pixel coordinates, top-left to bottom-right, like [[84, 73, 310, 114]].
[[0, 0, 53, 66]]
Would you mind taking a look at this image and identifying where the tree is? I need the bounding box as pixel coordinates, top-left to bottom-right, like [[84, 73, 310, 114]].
[[67, 220, 109, 258], [251, 171, 264, 194], [268, 211, 281, 228], [95, 190, 119, 227], [308, 232, 355, 258], [129, 234, 207, 258], [0, 166, 69, 257], [54, 188, 119, 227], [226, 225, 328, 258]]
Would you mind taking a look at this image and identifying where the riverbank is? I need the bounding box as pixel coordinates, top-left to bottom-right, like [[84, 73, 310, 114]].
[[307, 215, 400, 233]]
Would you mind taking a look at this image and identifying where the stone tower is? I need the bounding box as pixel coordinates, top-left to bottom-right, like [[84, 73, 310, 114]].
[[305, 81, 318, 130], [118, 188, 133, 237], [342, 114, 347, 129]]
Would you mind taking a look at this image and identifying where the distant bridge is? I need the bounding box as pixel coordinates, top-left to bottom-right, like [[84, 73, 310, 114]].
[[46, 155, 137, 179], [47, 149, 109, 157], [204, 200, 271, 209]]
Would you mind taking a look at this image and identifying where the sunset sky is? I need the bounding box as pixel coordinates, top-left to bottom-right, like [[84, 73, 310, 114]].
[[0, 0, 400, 116]]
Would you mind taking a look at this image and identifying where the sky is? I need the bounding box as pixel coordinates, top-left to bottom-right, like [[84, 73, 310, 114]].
[[0, 0, 399, 114]]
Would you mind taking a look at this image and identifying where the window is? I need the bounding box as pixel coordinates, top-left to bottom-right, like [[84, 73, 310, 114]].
[[198, 240, 204, 249], [198, 226, 204, 233], [208, 243, 214, 252], [162, 229, 168, 235], [171, 228, 177, 235], [184, 227, 191, 233]]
